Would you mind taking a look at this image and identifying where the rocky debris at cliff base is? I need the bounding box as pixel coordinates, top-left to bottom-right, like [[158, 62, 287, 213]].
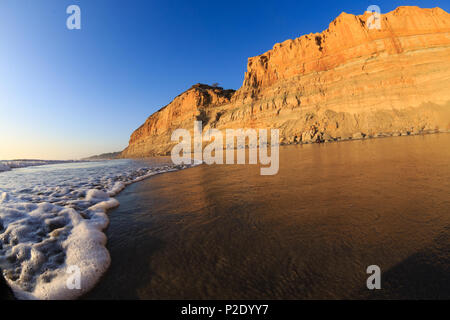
[[352, 132, 366, 140], [286, 129, 447, 146]]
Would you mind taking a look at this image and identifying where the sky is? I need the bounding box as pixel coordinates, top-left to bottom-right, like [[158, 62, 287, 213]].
[[0, 0, 449, 160]]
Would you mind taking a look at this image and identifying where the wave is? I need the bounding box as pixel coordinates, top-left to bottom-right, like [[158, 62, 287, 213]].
[[0, 160, 83, 172], [0, 160, 197, 299]]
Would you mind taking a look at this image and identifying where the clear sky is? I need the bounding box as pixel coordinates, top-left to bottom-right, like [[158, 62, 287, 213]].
[[1, 0, 449, 160]]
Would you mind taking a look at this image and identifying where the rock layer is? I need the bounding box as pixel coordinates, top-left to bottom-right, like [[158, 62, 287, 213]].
[[121, 84, 235, 157], [120, 6, 450, 158]]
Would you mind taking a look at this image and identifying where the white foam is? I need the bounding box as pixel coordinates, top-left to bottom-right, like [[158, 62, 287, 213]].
[[107, 182, 126, 196], [0, 159, 198, 299], [85, 189, 110, 201], [0, 199, 111, 300]]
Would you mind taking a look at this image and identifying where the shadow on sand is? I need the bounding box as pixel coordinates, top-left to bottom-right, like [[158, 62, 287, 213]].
[[359, 225, 450, 299]]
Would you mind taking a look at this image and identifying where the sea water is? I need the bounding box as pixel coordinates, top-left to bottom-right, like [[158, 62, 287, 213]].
[[85, 134, 450, 299], [0, 159, 193, 299]]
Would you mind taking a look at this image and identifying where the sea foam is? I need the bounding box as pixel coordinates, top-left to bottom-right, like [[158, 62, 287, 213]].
[[0, 159, 195, 299]]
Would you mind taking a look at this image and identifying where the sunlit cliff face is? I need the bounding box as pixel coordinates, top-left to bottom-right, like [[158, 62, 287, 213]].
[[121, 7, 450, 159]]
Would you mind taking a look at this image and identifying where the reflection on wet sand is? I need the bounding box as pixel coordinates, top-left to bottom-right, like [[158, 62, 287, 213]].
[[86, 134, 450, 299]]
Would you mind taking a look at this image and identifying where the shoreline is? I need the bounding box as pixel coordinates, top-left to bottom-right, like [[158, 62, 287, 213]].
[[283, 128, 450, 145], [119, 129, 450, 160], [83, 133, 450, 299], [0, 161, 196, 300]]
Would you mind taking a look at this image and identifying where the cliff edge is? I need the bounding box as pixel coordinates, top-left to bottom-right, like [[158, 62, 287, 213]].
[[121, 6, 450, 158]]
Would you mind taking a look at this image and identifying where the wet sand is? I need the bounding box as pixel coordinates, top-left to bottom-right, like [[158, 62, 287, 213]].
[[85, 133, 450, 299]]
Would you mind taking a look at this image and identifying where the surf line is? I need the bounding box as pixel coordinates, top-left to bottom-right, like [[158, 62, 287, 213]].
[[171, 121, 279, 175]]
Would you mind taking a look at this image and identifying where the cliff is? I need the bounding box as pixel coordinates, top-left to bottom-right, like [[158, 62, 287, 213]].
[[120, 6, 450, 158], [121, 84, 235, 157], [83, 152, 121, 160]]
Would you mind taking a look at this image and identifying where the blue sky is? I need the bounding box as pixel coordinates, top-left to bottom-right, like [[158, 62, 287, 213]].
[[1, 0, 449, 159]]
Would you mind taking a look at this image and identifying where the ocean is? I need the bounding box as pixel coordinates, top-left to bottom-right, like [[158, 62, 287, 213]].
[[1, 133, 450, 299], [0, 158, 194, 299], [87, 133, 450, 299]]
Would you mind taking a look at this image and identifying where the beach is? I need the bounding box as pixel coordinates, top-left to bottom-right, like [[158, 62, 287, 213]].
[[85, 133, 450, 299]]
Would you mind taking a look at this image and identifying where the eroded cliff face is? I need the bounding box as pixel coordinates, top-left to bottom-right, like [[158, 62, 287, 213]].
[[121, 6, 450, 158], [121, 84, 235, 157]]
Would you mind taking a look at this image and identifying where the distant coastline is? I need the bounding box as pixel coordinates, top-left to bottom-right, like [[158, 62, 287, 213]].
[[82, 152, 121, 161]]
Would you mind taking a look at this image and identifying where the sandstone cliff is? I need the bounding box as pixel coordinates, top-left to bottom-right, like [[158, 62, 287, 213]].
[[120, 6, 450, 158]]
